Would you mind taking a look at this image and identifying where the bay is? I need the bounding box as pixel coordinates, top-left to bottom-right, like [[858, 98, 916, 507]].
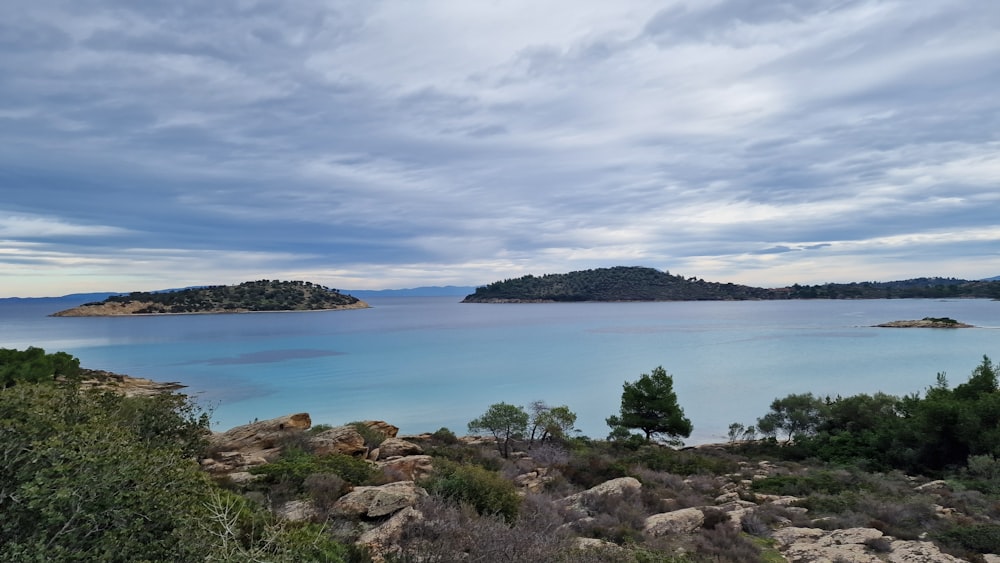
[[1, 297, 998, 444]]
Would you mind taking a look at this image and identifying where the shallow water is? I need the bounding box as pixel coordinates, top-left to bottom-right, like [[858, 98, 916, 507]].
[[2, 297, 997, 443]]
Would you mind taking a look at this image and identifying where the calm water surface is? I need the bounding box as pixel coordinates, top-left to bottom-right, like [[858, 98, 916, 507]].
[[2, 297, 998, 443]]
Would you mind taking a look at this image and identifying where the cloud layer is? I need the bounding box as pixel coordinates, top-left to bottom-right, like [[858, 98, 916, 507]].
[[3, 0, 999, 295]]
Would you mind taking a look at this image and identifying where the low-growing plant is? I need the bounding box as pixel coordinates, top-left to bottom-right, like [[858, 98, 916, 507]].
[[430, 426, 458, 445], [249, 449, 375, 495], [690, 523, 763, 562], [933, 523, 1000, 555], [422, 459, 521, 522], [349, 421, 387, 448]]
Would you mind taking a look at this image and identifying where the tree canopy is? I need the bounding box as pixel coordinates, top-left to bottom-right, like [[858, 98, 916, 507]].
[[607, 366, 692, 445], [468, 402, 529, 458]]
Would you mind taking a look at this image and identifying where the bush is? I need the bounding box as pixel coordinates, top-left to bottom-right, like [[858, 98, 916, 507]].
[[249, 449, 375, 501], [933, 523, 1000, 554], [422, 460, 521, 522], [430, 426, 458, 445], [751, 469, 866, 497], [349, 421, 387, 448], [690, 523, 763, 562]]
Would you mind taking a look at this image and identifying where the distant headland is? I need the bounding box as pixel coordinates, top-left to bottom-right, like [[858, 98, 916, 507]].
[[51, 280, 369, 316], [462, 266, 1000, 303]]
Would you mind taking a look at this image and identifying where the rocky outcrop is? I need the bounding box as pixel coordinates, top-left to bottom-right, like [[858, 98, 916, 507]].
[[75, 369, 185, 397], [773, 526, 966, 563], [332, 481, 428, 519], [376, 437, 423, 459], [644, 507, 706, 537], [561, 477, 642, 518], [360, 420, 400, 439], [377, 455, 434, 482], [308, 425, 367, 457], [205, 413, 312, 472], [357, 506, 424, 563]]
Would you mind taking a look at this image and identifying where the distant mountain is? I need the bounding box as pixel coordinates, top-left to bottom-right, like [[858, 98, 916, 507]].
[[463, 267, 1000, 302], [0, 292, 121, 303], [51, 280, 368, 316], [983, 276, 1000, 282], [346, 286, 476, 298]]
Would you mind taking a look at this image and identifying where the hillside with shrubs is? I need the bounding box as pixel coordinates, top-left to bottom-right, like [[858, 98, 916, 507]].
[[462, 266, 1000, 302], [3, 347, 1000, 562]]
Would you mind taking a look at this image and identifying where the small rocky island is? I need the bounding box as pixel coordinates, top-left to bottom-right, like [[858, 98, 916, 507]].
[[875, 317, 973, 328], [52, 279, 368, 316]]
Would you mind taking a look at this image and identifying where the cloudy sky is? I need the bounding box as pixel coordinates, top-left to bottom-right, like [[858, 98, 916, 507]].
[[3, 1, 999, 297]]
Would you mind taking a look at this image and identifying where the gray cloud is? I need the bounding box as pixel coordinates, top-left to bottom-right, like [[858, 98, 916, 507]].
[[1, 0, 999, 296]]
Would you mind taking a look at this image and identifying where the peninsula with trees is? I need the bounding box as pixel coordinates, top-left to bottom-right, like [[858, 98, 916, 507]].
[[462, 266, 1000, 302], [51, 280, 368, 316]]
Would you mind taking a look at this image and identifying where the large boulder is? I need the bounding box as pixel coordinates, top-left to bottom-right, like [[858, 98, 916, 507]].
[[359, 420, 399, 439], [644, 507, 705, 536], [307, 425, 368, 457], [210, 413, 311, 452], [377, 437, 423, 459], [772, 527, 966, 563], [378, 455, 434, 482], [332, 481, 428, 519], [357, 506, 423, 563], [561, 476, 642, 517], [887, 540, 966, 563], [206, 413, 312, 471]]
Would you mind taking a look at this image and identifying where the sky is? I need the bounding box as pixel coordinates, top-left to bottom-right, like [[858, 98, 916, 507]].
[[2, 1, 999, 297]]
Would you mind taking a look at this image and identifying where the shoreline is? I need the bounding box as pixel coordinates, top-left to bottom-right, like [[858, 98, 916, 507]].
[[51, 300, 370, 317]]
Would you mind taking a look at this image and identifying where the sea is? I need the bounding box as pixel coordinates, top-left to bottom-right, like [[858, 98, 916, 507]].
[[1, 296, 998, 444]]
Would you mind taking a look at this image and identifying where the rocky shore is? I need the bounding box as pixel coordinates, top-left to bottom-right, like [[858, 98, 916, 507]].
[[200, 412, 999, 562]]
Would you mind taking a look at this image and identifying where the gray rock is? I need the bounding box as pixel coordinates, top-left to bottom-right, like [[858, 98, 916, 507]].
[[332, 481, 428, 518], [644, 507, 705, 536], [377, 437, 424, 459], [308, 425, 368, 457]]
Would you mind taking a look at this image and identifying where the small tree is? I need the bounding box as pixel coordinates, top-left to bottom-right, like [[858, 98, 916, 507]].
[[756, 392, 827, 443], [527, 400, 578, 448], [468, 402, 529, 458], [606, 366, 692, 445]]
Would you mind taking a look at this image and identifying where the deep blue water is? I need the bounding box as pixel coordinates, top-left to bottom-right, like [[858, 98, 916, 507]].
[[1, 297, 998, 443]]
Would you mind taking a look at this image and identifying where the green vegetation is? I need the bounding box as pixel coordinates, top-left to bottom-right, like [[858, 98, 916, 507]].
[[528, 400, 579, 447], [1, 346, 80, 387], [11, 344, 1000, 561], [607, 366, 693, 445], [421, 459, 521, 522], [737, 355, 1000, 474], [467, 401, 530, 458], [787, 277, 1000, 299], [0, 347, 351, 562], [56, 279, 365, 315], [463, 266, 776, 302], [463, 267, 1000, 302]]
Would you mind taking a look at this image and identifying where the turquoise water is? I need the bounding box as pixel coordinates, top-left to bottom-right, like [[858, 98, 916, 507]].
[[2, 297, 998, 443]]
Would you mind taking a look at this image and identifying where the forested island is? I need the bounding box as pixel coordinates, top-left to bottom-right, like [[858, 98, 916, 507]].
[[51, 280, 368, 316], [462, 266, 1000, 302]]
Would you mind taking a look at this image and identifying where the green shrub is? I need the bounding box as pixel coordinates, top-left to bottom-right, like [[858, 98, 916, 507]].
[[431, 426, 458, 445], [933, 523, 1000, 554], [423, 460, 521, 522], [751, 469, 867, 497], [349, 421, 387, 448], [250, 449, 375, 493]]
